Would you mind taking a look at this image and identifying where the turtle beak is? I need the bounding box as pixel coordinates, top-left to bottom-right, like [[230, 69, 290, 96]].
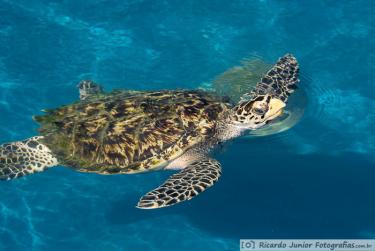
[[264, 98, 286, 121]]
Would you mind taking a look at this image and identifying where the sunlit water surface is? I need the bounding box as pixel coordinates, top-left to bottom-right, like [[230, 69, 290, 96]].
[[0, 1, 374, 250]]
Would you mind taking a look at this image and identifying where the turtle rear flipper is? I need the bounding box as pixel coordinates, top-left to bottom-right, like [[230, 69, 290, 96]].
[[0, 137, 58, 180], [137, 158, 222, 209]]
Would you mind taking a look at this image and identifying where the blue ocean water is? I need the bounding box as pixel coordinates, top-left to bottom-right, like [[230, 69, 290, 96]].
[[0, 0, 374, 250]]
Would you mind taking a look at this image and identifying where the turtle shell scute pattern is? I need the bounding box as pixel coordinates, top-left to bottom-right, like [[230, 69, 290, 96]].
[[34, 90, 230, 173]]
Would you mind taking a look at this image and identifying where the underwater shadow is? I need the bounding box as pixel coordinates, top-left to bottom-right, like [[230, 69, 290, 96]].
[[180, 141, 375, 239]]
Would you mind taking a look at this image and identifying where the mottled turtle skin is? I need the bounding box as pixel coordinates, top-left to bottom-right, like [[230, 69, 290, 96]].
[[35, 90, 232, 174]]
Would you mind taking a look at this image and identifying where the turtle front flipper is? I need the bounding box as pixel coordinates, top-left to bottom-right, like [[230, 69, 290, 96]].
[[0, 137, 58, 180], [244, 54, 299, 103], [137, 158, 222, 209], [77, 80, 104, 100]]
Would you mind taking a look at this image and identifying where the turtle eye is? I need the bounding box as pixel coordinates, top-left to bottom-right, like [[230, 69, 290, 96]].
[[253, 107, 267, 115]]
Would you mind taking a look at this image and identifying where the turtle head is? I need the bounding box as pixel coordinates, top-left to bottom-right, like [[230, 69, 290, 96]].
[[232, 94, 286, 130], [230, 54, 299, 130]]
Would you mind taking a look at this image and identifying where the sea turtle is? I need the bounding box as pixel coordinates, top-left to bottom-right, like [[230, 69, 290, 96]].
[[0, 54, 299, 209]]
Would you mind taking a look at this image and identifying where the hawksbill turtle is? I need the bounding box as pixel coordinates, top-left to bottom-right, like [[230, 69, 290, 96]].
[[0, 54, 299, 209]]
